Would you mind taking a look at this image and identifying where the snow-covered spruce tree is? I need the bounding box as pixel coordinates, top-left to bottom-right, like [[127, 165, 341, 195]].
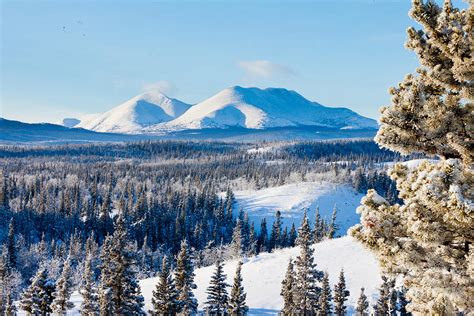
[[317, 272, 332, 316], [228, 261, 248, 315], [327, 207, 338, 239], [373, 276, 395, 316], [355, 288, 369, 316], [5, 291, 17, 316], [81, 254, 99, 316], [280, 259, 296, 315], [52, 256, 75, 314], [174, 239, 198, 315], [349, 0, 474, 314], [98, 213, 145, 315], [293, 211, 324, 314], [205, 259, 229, 315], [150, 256, 180, 316], [20, 267, 56, 316], [230, 219, 243, 258], [333, 269, 349, 316]]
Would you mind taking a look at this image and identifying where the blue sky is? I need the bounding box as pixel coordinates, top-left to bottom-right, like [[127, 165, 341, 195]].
[[1, 0, 465, 123]]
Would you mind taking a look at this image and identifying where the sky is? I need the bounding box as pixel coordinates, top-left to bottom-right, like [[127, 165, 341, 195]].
[[0, 0, 467, 123]]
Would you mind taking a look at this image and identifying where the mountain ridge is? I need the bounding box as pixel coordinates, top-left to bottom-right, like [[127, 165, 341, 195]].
[[63, 86, 378, 134]]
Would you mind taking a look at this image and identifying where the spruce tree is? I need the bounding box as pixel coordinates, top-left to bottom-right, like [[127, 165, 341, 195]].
[[293, 211, 323, 314], [99, 214, 145, 315], [350, 0, 473, 313], [317, 272, 332, 316], [20, 267, 56, 316], [7, 218, 16, 270], [228, 261, 248, 315], [355, 288, 369, 316], [205, 259, 229, 315], [81, 254, 99, 316], [174, 240, 198, 315], [52, 256, 75, 314], [327, 206, 338, 239], [150, 256, 180, 316], [374, 276, 393, 315], [5, 291, 17, 316], [230, 220, 243, 258], [333, 269, 349, 316], [280, 259, 295, 315]]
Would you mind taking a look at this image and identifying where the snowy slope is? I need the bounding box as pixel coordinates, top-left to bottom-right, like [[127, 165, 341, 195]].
[[64, 237, 380, 315], [148, 86, 378, 132], [76, 91, 191, 133], [231, 182, 365, 235]]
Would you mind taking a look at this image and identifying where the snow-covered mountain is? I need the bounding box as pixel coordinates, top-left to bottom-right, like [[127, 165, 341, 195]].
[[76, 91, 192, 133], [146, 86, 377, 132], [66, 86, 377, 135]]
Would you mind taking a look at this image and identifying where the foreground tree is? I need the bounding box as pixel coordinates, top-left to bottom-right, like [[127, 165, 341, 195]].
[[355, 288, 369, 316], [293, 212, 324, 314], [333, 269, 349, 316], [150, 256, 180, 315], [317, 272, 332, 316], [80, 254, 99, 316], [228, 261, 248, 315], [174, 240, 198, 315], [349, 0, 473, 314], [205, 259, 229, 315], [20, 267, 56, 315], [52, 256, 75, 314], [280, 259, 296, 315]]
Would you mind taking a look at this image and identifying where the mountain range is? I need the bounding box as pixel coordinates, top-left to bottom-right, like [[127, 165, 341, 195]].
[[65, 86, 378, 134]]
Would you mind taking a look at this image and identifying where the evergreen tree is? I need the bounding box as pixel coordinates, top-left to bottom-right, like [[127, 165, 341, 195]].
[[269, 211, 282, 251], [7, 218, 16, 270], [99, 214, 145, 315], [174, 240, 198, 315], [350, 0, 473, 313], [327, 206, 338, 239], [280, 259, 295, 316], [228, 261, 248, 315], [355, 288, 369, 316], [80, 254, 99, 316], [258, 218, 268, 253], [230, 220, 243, 258], [150, 256, 180, 316], [288, 224, 297, 247], [52, 256, 75, 314], [205, 259, 229, 315], [293, 211, 323, 314], [317, 272, 332, 316], [20, 267, 56, 316], [313, 207, 323, 243], [374, 276, 393, 316], [5, 291, 17, 316], [333, 269, 349, 316]]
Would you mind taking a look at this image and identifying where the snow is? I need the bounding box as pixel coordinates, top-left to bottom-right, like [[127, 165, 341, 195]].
[[76, 90, 191, 134], [63, 237, 380, 315], [231, 182, 365, 235]]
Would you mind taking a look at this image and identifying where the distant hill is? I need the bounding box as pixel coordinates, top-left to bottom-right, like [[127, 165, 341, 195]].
[[0, 118, 145, 144]]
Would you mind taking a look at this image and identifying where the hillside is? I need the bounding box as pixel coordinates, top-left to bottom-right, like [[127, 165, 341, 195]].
[[64, 237, 381, 315]]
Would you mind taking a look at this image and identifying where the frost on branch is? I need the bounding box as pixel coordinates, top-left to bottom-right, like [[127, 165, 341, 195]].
[[350, 0, 473, 314]]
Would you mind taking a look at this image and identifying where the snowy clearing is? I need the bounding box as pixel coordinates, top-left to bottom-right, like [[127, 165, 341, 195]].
[[232, 182, 365, 235]]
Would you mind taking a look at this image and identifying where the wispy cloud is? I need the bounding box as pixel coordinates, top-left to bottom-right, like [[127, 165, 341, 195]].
[[142, 80, 177, 96], [238, 60, 296, 79]]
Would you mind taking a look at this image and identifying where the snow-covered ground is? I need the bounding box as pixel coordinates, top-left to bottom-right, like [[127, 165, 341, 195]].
[[64, 236, 380, 315], [232, 182, 364, 235]]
